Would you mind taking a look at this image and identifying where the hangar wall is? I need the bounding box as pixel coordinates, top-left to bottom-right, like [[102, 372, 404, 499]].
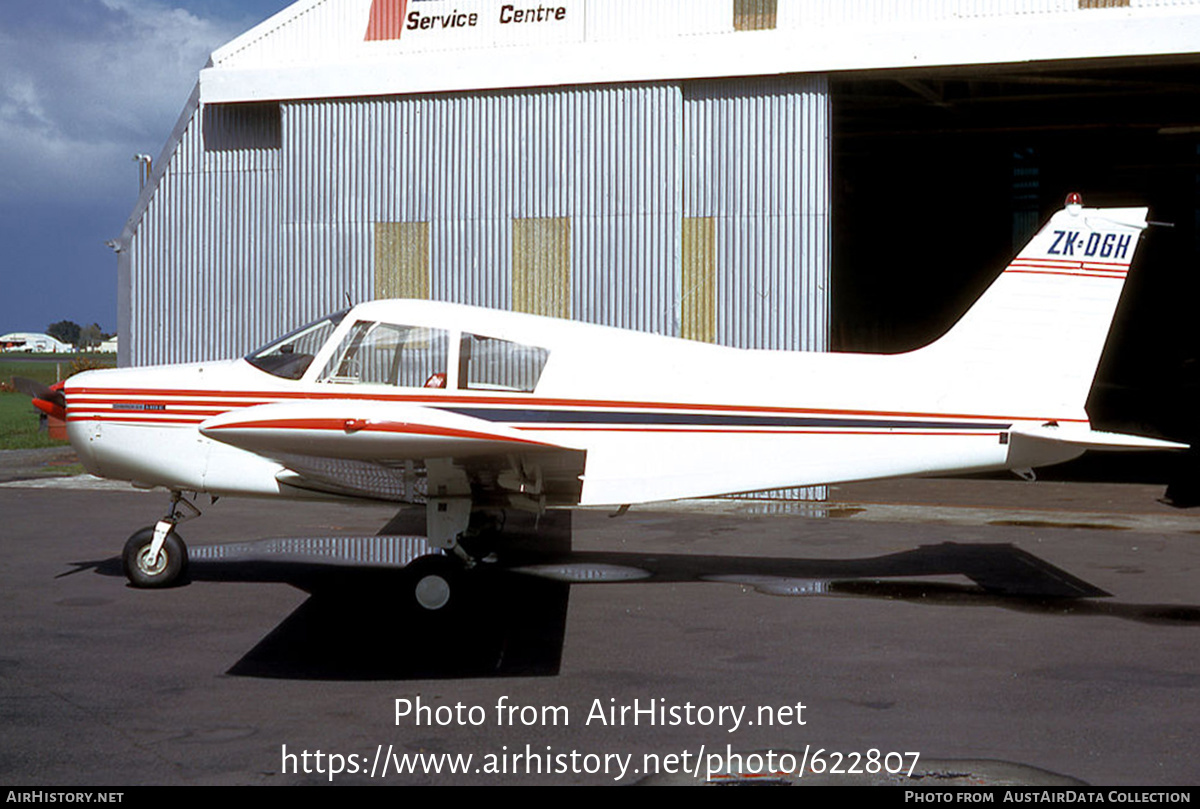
[[282, 84, 684, 336], [125, 90, 283, 366], [123, 76, 830, 366]]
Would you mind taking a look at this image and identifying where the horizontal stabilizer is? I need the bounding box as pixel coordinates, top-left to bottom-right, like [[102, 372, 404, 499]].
[[1010, 423, 1187, 452]]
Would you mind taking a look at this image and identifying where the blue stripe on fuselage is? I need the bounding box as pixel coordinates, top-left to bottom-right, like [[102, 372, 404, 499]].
[[441, 407, 1011, 431]]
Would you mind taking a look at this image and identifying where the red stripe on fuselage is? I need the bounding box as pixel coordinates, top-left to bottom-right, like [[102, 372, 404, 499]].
[[519, 427, 1001, 437], [65, 386, 1085, 426]]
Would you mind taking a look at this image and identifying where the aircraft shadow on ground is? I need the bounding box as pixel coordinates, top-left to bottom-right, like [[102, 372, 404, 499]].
[[70, 509, 1200, 680]]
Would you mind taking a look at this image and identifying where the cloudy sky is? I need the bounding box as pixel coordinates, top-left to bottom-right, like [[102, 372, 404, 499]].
[[0, 0, 293, 336]]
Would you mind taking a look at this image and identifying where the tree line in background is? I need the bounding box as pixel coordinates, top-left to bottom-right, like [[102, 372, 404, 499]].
[[46, 321, 114, 351]]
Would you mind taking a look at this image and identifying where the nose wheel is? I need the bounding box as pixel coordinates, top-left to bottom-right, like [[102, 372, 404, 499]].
[[121, 491, 199, 588], [122, 526, 188, 588]]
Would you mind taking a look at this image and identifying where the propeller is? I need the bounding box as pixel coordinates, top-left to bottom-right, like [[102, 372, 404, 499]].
[[11, 377, 67, 421]]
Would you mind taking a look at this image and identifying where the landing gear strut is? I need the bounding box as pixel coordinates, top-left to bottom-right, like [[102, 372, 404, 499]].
[[405, 509, 506, 611], [424, 458, 475, 563], [409, 460, 522, 610], [121, 491, 200, 588]]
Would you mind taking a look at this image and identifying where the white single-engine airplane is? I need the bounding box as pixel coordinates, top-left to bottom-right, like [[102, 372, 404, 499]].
[[30, 197, 1183, 598]]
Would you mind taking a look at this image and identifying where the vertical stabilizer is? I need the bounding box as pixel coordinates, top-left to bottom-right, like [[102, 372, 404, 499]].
[[908, 202, 1149, 420]]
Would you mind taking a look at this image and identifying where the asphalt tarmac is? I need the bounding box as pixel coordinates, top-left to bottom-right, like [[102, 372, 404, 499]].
[[1, 473, 1197, 786]]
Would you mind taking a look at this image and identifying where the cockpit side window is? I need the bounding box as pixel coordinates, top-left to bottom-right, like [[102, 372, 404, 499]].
[[245, 309, 348, 380], [319, 321, 450, 388], [458, 333, 549, 393]]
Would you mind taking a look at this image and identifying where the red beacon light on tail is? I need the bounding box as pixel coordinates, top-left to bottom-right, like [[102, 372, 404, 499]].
[[1066, 192, 1083, 215]]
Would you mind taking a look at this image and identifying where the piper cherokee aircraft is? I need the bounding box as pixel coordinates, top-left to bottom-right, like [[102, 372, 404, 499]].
[[27, 196, 1183, 600]]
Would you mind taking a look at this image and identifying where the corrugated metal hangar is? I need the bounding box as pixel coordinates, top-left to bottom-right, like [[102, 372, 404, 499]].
[[117, 0, 1200, 454]]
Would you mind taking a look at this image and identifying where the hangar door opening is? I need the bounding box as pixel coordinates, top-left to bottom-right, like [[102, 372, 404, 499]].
[[831, 63, 1200, 466]]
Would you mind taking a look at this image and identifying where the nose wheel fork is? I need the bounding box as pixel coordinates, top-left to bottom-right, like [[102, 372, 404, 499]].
[[122, 492, 201, 588]]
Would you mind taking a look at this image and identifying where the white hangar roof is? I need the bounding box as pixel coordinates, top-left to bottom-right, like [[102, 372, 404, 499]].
[[200, 0, 1200, 104]]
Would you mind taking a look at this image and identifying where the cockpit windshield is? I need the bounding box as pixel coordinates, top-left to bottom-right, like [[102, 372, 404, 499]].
[[245, 309, 349, 380]]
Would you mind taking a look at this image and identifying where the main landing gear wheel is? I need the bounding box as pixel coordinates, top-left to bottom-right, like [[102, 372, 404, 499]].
[[122, 526, 188, 588], [405, 554, 461, 611]]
